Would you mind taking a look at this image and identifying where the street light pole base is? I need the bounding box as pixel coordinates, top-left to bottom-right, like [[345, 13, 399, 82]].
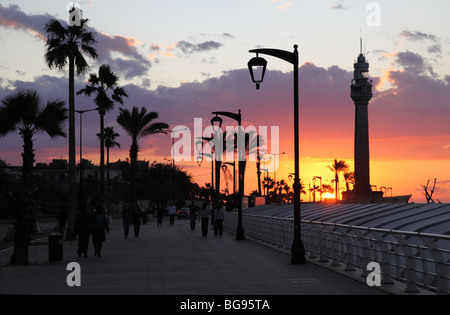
[[290, 238, 307, 264], [236, 225, 245, 241]]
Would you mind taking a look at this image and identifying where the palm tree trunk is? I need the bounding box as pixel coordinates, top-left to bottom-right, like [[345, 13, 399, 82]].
[[99, 110, 105, 201], [106, 146, 110, 211], [66, 52, 77, 240], [10, 206, 32, 265], [22, 131, 34, 183], [256, 159, 262, 196], [11, 134, 35, 265], [130, 141, 138, 211], [214, 160, 221, 209], [335, 173, 339, 202]]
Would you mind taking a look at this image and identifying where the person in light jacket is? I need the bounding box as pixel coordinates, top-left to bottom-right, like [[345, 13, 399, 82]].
[[168, 202, 176, 225]]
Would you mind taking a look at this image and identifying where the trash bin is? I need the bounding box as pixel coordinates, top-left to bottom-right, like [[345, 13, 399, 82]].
[[49, 234, 63, 262]]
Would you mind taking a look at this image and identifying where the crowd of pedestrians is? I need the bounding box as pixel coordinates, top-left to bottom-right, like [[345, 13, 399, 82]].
[[71, 200, 226, 259]]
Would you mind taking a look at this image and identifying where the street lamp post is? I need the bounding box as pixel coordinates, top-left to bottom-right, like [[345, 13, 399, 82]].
[[75, 108, 97, 206], [266, 152, 285, 185], [387, 187, 392, 197], [248, 45, 306, 264], [196, 137, 215, 208], [170, 127, 189, 203], [211, 110, 245, 241]]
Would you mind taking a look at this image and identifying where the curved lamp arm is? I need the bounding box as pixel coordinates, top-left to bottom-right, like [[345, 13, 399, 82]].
[[249, 45, 298, 66]]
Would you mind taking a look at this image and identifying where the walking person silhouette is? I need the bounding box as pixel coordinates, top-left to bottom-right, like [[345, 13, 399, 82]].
[[199, 202, 210, 237], [91, 204, 109, 257], [122, 205, 131, 238], [133, 204, 142, 237], [73, 204, 91, 257]]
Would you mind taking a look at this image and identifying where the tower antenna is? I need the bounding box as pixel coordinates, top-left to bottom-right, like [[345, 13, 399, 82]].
[[360, 28, 363, 54]]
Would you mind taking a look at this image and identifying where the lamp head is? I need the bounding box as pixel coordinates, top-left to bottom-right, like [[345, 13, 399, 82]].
[[196, 155, 203, 167], [195, 139, 204, 153], [210, 115, 223, 129], [248, 54, 267, 90]]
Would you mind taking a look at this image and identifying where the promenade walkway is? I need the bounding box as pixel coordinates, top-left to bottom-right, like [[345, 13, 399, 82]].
[[0, 217, 386, 296]]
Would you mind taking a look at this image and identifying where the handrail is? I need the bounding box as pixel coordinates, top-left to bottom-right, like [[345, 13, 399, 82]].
[[224, 212, 449, 295]]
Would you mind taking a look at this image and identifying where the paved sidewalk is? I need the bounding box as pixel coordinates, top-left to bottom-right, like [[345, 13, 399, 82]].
[[0, 217, 386, 295]]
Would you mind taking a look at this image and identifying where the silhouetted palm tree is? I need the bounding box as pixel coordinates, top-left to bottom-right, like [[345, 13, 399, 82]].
[[310, 184, 320, 203], [116, 106, 169, 209], [78, 65, 128, 198], [344, 171, 355, 191], [224, 130, 264, 201], [0, 89, 67, 182], [98, 126, 120, 210], [262, 176, 275, 197], [321, 184, 334, 197], [0, 89, 67, 264], [97, 127, 120, 186], [44, 17, 98, 239], [328, 159, 350, 202]]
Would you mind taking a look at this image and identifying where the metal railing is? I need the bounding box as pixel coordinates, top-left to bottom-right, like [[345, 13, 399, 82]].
[[224, 212, 450, 294]]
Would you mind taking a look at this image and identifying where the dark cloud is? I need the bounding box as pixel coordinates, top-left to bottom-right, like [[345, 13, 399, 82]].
[[330, 4, 346, 10], [400, 30, 438, 42], [107, 58, 149, 80], [0, 4, 151, 80], [149, 44, 161, 52], [177, 40, 223, 54], [328, 1, 348, 10], [1, 54, 449, 165], [373, 51, 450, 142], [94, 33, 151, 79], [400, 30, 441, 55], [395, 51, 435, 76], [427, 44, 441, 54], [0, 4, 52, 39]]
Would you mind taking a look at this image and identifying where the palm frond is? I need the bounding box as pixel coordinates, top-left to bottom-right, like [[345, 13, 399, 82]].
[[36, 100, 68, 138]]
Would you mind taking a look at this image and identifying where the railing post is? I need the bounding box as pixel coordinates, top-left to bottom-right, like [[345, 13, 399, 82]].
[[322, 225, 341, 266], [392, 233, 420, 293], [371, 231, 395, 285], [420, 235, 449, 295], [336, 226, 356, 272], [353, 229, 372, 277], [312, 224, 328, 263], [304, 222, 318, 259]]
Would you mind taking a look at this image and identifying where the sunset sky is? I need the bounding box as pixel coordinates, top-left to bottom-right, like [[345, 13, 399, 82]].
[[1, 0, 449, 203]]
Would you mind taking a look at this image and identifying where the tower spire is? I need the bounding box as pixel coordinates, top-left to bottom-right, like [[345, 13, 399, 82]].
[[360, 28, 363, 55], [360, 37, 362, 55]]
